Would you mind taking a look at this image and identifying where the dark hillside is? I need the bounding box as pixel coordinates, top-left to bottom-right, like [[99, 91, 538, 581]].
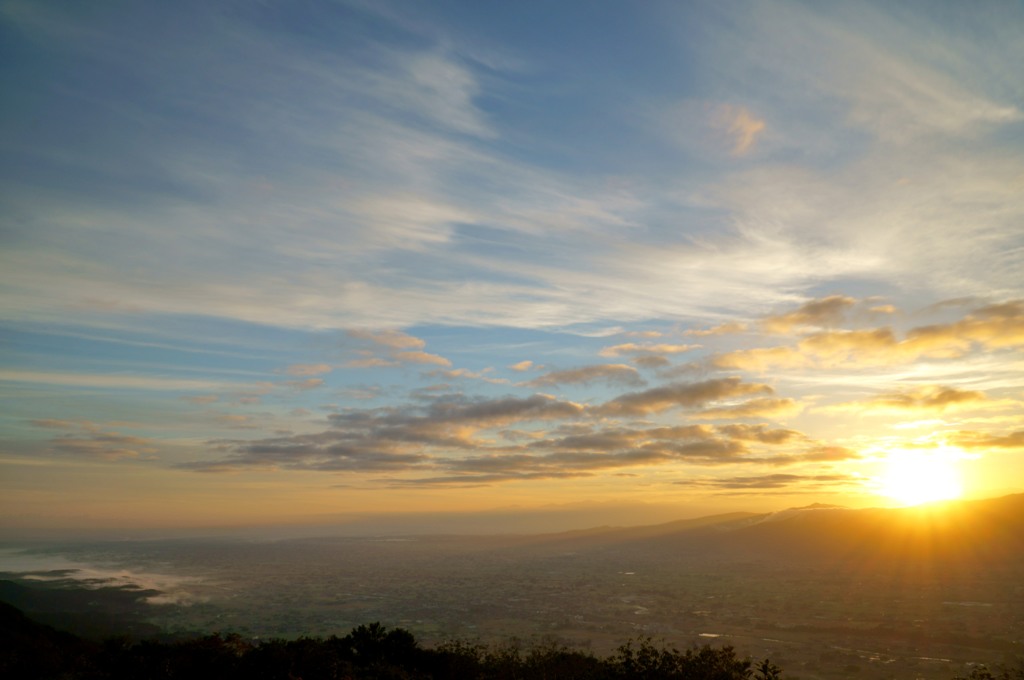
[[0, 579, 164, 640]]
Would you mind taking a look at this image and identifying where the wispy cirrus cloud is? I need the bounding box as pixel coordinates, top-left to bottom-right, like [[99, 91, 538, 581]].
[[0, 370, 231, 392], [2, 1, 1021, 338], [430, 368, 509, 385], [182, 395, 219, 405], [393, 351, 452, 367], [712, 104, 766, 156], [685, 322, 748, 337], [284, 378, 325, 391], [3, 0, 1023, 521], [283, 363, 334, 376], [348, 329, 427, 350]]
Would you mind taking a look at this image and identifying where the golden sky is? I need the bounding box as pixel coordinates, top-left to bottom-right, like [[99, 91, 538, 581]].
[[1, 1, 1022, 534]]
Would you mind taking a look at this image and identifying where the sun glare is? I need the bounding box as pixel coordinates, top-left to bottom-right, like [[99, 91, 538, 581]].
[[878, 449, 963, 506]]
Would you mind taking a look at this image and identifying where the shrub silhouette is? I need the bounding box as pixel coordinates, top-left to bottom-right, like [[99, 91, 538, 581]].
[[8, 600, 1017, 680], [608, 637, 753, 680]]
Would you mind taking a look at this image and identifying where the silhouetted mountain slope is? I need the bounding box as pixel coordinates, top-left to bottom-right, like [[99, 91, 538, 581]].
[[524, 511, 764, 551], [530, 494, 1024, 567], [721, 494, 1024, 564], [309, 494, 1024, 569], [0, 579, 164, 640], [0, 600, 100, 679]]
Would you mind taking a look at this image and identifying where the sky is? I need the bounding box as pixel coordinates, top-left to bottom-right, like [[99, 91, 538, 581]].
[[1, 0, 1023, 535]]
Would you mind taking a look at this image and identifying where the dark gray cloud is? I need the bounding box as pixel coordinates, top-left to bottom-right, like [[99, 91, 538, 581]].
[[844, 385, 987, 412], [633, 355, 672, 369], [450, 449, 671, 474], [792, 445, 860, 462], [421, 394, 586, 423], [181, 392, 584, 472], [753, 445, 861, 467], [699, 397, 801, 419], [641, 438, 748, 464], [674, 473, 857, 491], [524, 363, 645, 388], [952, 429, 1024, 449], [31, 419, 156, 461], [376, 470, 595, 487], [763, 295, 857, 333], [531, 424, 799, 462], [325, 393, 585, 436], [598, 377, 773, 416], [178, 381, 828, 480], [716, 424, 802, 444], [180, 430, 432, 472], [51, 431, 156, 461]]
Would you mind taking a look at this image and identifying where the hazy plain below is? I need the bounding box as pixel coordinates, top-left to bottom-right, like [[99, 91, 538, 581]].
[[3, 495, 1022, 680]]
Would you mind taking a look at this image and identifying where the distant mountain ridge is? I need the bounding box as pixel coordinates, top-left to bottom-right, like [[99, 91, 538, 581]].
[[285, 494, 1024, 567]]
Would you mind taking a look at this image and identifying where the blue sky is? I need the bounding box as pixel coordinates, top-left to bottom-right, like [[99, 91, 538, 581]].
[[2, 0, 1023, 533]]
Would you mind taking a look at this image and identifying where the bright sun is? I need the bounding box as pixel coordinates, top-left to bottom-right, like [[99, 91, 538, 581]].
[[879, 449, 963, 506]]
